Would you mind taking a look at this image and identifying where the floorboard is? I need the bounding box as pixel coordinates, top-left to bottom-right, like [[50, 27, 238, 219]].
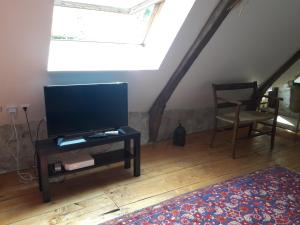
[[1, 130, 300, 225]]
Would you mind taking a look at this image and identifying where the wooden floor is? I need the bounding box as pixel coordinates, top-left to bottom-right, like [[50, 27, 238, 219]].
[[1, 130, 300, 225]]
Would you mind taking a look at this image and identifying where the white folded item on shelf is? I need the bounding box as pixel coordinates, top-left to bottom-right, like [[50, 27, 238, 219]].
[[61, 152, 95, 171]]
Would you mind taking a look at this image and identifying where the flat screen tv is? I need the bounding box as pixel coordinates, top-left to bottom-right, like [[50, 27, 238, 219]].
[[44, 82, 128, 137]]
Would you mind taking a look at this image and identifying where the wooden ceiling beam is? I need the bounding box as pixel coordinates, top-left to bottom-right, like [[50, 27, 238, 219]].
[[148, 0, 241, 142]]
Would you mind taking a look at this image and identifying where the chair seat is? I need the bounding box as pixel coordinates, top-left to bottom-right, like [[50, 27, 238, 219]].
[[216, 111, 274, 124]]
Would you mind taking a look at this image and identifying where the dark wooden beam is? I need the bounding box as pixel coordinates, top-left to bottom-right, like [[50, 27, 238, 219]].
[[258, 49, 300, 97], [148, 0, 241, 142]]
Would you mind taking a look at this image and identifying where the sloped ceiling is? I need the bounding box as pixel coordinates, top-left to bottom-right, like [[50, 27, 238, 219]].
[[167, 0, 300, 110], [0, 0, 300, 124]]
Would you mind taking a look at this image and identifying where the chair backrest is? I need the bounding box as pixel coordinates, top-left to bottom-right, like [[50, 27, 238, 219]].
[[212, 81, 258, 110]]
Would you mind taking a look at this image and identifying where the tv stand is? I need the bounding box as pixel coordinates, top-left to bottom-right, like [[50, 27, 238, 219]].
[[36, 126, 140, 202]]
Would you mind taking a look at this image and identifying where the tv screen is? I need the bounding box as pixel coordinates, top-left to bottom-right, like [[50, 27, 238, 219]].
[[44, 83, 128, 137]]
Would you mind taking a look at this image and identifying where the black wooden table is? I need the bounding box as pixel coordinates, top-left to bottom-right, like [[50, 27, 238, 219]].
[[36, 126, 141, 202]]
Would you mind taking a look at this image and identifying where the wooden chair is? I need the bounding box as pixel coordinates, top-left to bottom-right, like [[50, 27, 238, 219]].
[[210, 81, 281, 159]]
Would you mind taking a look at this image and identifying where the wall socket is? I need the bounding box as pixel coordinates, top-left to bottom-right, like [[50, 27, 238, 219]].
[[6, 105, 18, 114], [21, 104, 30, 109]]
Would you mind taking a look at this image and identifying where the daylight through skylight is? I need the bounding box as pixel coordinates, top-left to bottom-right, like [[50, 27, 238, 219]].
[[52, 0, 163, 45], [48, 0, 196, 71]]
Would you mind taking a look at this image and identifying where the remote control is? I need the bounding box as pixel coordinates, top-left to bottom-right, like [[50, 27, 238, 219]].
[[105, 131, 119, 135]]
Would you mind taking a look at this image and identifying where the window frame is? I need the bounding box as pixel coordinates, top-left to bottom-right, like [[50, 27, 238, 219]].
[[52, 0, 164, 45]]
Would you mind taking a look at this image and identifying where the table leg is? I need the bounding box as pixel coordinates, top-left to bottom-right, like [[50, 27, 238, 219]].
[[37, 153, 42, 191], [40, 155, 50, 202], [124, 139, 131, 169], [133, 135, 141, 177]]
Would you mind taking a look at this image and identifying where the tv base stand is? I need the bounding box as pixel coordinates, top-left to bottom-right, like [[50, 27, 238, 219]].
[[36, 126, 141, 203]]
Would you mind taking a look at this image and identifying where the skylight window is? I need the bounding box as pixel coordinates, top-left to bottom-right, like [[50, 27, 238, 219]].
[[52, 0, 163, 45], [48, 0, 196, 71]]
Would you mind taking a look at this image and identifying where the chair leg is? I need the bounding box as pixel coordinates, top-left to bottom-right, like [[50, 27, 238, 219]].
[[232, 122, 239, 159], [270, 120, 277, 151], [210, 118, 218, 148], [248, 123, 253, 137]]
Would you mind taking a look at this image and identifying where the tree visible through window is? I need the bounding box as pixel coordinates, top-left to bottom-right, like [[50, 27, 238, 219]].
[[51, 0, 164, 45]]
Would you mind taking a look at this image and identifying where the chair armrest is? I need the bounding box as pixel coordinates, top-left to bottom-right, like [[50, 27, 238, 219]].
[[261, 95, 282, 116], [217, 97, 242, 105], [216, 97, 241, 123]]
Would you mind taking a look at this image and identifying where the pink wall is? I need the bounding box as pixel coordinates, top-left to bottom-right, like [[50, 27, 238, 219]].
[[0, 0, 53, 124]]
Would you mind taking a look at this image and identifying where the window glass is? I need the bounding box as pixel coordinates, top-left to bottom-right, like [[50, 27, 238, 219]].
[[51, 1, 158, 45]]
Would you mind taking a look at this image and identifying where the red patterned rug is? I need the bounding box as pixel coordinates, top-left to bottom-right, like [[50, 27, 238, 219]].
[[102, 167, 300, 225]]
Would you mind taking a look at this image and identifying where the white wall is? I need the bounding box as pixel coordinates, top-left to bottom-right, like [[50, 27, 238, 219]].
[[167, 0, 300, 109], [0, 0, 300, 125]]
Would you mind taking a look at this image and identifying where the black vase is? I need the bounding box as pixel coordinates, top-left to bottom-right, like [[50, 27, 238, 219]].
[[173, 123, 186, 146]]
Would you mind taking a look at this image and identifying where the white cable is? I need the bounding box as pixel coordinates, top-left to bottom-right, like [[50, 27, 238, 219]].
[[10, 113, 36, 183], [7, 115, 17, 161]]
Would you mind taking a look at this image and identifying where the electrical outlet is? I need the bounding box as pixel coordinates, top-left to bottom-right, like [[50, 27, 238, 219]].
[[6, 105, 18, 114], [21, 104, 30, 109]]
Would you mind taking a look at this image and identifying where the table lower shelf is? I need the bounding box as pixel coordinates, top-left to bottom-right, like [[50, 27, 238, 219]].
[[48, 149, 134, 177]]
